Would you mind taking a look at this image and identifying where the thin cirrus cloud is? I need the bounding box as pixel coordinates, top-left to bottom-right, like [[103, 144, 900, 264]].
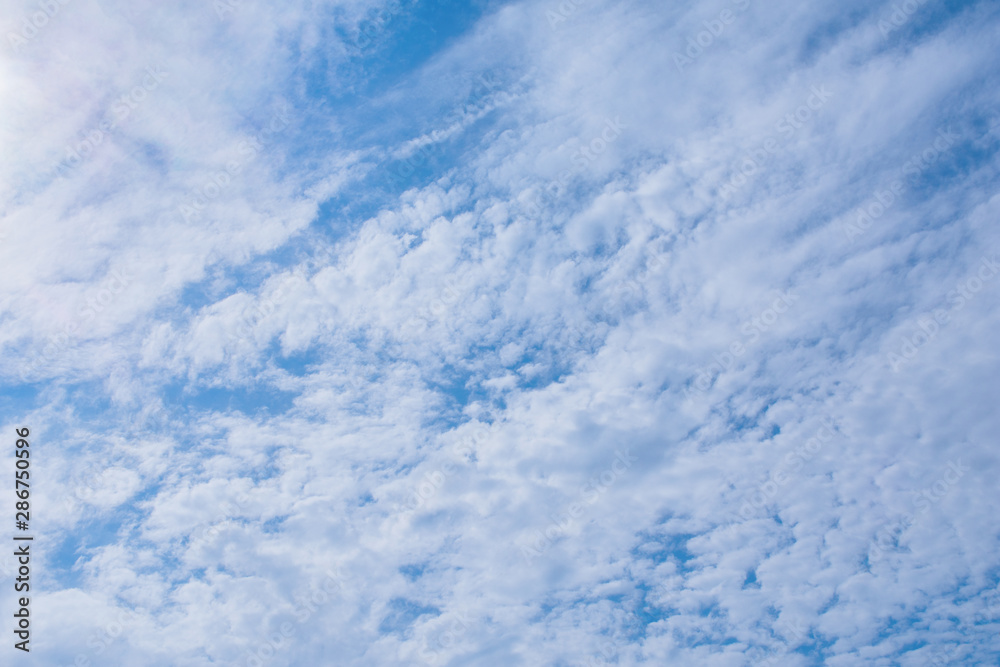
[[1, 0, 999, 664]]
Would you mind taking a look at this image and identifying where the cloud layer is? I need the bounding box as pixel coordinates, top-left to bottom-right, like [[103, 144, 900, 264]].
[[2, 0, 1000, 664]]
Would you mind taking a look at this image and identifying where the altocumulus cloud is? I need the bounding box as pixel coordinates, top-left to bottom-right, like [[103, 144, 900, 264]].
[[1, 0, 1000, 664]]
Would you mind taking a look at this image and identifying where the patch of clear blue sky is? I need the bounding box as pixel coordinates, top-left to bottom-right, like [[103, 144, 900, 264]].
[[49, 481, 168, 587], [49, 513, 129, 586], [796, 6, 875, 66], [422, 363, 482, 431], [377, 597, 442, 634], [46, 536, 87, 590], [272, 346, 327, 378], [632, 530, 699, 569], [892, 0, 994, 45], [163, 0, 541, 437], [161, 380, 297, 420], [630, 582, 673, 636], [0, 384, 38, 422], [279, 1, 513, 232], [280, 0, 505, 171], [175, 0, 517, 333], [398, 561, 429, 581]]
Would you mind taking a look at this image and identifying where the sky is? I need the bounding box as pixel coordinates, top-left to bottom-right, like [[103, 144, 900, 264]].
[[1, 0, 999, 664]]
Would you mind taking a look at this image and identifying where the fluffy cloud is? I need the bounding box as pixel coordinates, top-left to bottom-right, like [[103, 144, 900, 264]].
[[2, 0, 1000, 664]]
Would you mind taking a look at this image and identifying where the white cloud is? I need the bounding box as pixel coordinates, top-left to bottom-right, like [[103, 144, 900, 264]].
[[3, 0, 1000, 664]]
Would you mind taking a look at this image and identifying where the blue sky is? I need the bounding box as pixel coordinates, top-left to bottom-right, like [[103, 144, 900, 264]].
[[2, 0, 1000, 664]]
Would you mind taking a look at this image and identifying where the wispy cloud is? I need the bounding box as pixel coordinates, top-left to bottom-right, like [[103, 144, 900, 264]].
[[3, 0, 1000, 664]]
